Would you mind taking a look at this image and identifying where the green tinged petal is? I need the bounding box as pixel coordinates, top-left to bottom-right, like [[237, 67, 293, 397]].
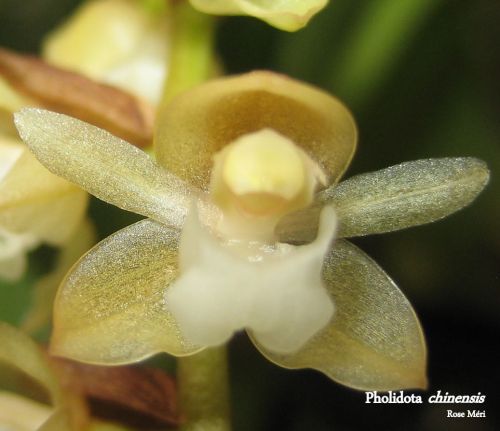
[[190, 0, 328, 31], [278, 157, 489, 242], [14, 108, 194, 229], [326, 157, 490, 237], [253, 240, 427, 391], [51, 219, 201, 365]]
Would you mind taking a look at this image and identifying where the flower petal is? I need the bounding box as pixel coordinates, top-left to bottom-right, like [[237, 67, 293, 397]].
[[190, 0, 328, 31], [51, 218, 201, 365], [325, 157, 490, 237], [0, 391, 53, 430], [278, 157, 490, 242], [14, 108, 195, 229], [252, 239, 427, 391], [43, 0, 169, 105], [155, 71, 357, 190], [0, 137, 87, 245], [0, 322, 61, 403]]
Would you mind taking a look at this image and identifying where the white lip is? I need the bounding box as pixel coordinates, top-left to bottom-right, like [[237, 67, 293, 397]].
[[166, 204, 337, 354]]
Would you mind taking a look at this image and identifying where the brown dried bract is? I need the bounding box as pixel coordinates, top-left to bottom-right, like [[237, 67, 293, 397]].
[[0, 47, 154, 147], [51, 357, 180, 428]]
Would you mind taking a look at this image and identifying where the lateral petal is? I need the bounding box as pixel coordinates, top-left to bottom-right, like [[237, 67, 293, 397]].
[[15, 108, 195, 229], [326, 157, 490, 237], [278, 157, 490, 242], [253, 240, 427, 391], [51, 219, 201, 365]]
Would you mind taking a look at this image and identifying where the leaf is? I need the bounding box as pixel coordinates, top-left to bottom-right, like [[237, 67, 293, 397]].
[[52, 359, 180, 428], [253, 240, 427, 391], [0, 137, 88, 245], [155, 71, 357, 190], [326, 157, 490, 237], [51, 218, 202, 364], [15, 109, 205, 230]]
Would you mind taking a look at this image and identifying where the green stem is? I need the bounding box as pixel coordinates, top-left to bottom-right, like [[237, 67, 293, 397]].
[[153, 1, 216, 152], [162, 1, 216, 103], [329, 0, 442, 107], [177, 346, 231, 431]]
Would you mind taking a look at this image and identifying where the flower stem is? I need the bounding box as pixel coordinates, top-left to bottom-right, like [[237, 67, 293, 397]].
[[161, 1, 216, 103], [177, 346, 231, 431]]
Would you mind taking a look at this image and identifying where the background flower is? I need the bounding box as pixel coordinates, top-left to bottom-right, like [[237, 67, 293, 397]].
[[189, 0, 328, 31], [0, 0, 167, 316]]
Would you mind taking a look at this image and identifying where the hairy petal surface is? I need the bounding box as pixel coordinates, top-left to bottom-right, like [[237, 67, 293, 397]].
[[278, 157, 490, 242], [253, 240, 427, 391], [325, 157, 490, 237], [15, 109, 194, 229], [155, 71, 356, 190], [190, 0, 328, 31], [0, 137, 87, 245], [51, 219, 200, 365]]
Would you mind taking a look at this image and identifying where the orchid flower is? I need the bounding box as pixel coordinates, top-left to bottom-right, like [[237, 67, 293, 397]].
[[189, 0, 328, 31], [15, 71, 489, 391], [43, 0, 169, 105]]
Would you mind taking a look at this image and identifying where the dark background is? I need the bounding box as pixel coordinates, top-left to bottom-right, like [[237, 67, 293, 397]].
[[0, 0, 499, 430]]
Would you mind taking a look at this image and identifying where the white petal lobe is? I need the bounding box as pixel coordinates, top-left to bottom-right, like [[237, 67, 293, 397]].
[[166, 206, 337, 354]]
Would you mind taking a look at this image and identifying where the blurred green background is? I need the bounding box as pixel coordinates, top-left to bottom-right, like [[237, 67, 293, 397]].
[[0, 0, 499, 430]]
